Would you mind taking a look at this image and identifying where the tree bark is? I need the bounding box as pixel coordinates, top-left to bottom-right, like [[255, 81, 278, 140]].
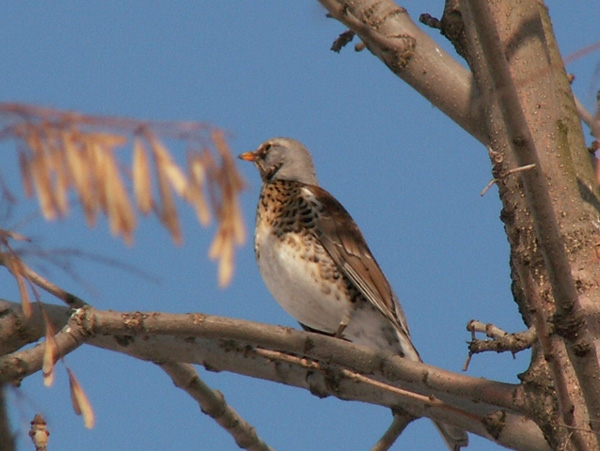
[[318, 0, 600, 449], [0, 300, 551, 450], [459, 1, 600, 449]]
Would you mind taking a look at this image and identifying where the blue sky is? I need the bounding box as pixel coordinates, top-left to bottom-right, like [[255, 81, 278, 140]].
[[2, 2, 599, 450]]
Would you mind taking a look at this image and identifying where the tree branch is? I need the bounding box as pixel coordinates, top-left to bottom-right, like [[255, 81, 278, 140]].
[[371, 411, 414, 451], [159, 362, 274, 451], [318, 0, 488, 144], [0, 300, 552, 450], [574, 95, 600, 141], [0, 307, 87, 383], [463, 2, 600, 448], [464, 323, 536, 371]]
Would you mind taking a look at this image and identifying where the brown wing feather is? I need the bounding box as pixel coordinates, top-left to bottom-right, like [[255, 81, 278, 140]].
[[302, 184, 464, 447], [303, 185, 412, 340]]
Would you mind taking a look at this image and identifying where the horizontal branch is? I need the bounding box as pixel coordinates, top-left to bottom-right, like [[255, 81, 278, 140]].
[[0, 300, 551, 450]]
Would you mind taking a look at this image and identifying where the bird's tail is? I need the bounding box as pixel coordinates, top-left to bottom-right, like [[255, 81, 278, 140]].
[[434, 420, 469, 451]]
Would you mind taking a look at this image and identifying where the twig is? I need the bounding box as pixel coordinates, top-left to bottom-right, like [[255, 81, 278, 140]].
[[574, 94, 600, 144], [467, 320, 511, 340], [480, 163, 536, 196], [371, 410, 414, 451], [463, 322, 536, 371], [419, 13, 441, 30], [557, 422, 600, 436], [17, 261, 86, 309], [331, 29, 355, 52], [159, 362, 273, 451], [0, 230, 86, 309], [254, 348, 480, 420], [0, 308, 88, 383]]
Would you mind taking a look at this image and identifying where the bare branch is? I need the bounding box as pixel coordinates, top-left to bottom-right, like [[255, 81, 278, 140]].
[[0, 307, 88, 384], [330, 29, 355, 52], [574, 95, 600, 140], [159, 362, 273, 451], [464, 322, 536, 370], [480, 163, 536, 196], [371, 410, 414, 451], [318, 0, 488, 144], [10, 257, 86, 309], [0, 300, 554, 450], [0, 302, 70, 357]]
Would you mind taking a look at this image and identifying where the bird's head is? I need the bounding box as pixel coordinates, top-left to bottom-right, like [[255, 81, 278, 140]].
[[238, 137, 318, 185]]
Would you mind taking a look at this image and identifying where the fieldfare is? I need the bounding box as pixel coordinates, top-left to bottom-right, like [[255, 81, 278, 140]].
[[239, 137, 468, 450]]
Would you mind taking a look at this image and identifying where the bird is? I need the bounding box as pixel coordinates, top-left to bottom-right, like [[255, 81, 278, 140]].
[[239, 137, 468, 450]]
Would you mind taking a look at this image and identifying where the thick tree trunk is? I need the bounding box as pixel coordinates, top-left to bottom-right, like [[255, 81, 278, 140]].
[[319, 0, 600, 449], [458, 2, 600, 449]]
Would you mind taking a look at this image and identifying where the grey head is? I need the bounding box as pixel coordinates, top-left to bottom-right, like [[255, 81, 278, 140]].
[[238, 137, 318, 185]]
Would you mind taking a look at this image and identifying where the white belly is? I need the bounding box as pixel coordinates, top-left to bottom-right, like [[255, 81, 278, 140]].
[[256, 228, 350, 334]]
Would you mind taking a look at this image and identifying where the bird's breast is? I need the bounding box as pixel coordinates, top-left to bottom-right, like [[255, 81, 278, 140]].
[[254, 221, 351, 334]]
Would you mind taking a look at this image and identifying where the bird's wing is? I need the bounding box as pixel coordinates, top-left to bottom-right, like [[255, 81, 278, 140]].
[[301, 185, 415, 348]]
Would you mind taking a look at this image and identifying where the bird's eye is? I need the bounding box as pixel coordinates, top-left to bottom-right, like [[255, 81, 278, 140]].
[[260, 143, 272, 156]]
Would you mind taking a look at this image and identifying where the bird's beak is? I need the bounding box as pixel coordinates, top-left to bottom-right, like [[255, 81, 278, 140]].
[[238, 151, 256, 162]]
